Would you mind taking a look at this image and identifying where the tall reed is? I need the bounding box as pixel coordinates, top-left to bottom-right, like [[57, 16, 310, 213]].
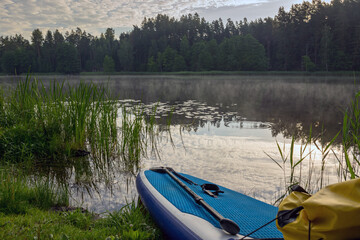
[[268, 91, 360, 204], [0, 75, 166, 186], [0, 75, 116, 164], [341, 91, 360, 179]]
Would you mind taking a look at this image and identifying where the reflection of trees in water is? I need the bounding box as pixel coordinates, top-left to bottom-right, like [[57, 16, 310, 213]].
[[110, 75, 357, 143], [7, 75, 356, 143]]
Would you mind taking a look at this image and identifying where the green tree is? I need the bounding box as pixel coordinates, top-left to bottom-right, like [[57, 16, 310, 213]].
[[103, 55, 115, 72], [158, 47, 177, 72], [218, 38, 237, 70], [302, 55, 316, 72], [190, 41, 210, 71], [42, 30, 55, 72], [147, 56, 158, 72], [1, 51, 16, 74], [105, 28, 115, 42], [1, 1, 360, 73], [180, 36, 190, 68], [118, 39, 133, 71], [1, 48, 32, 74], [319, 25, 331, 71], [172, 55, 186, 71], [31, 29, 44, 71], [54, 29, 65, 46], [353, 25, 360, 70], [56, 43, 80, 74], [236, 35, 268, 71]]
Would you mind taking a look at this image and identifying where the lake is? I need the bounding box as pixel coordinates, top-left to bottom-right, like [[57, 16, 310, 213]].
[[0, 74, 358, 212]]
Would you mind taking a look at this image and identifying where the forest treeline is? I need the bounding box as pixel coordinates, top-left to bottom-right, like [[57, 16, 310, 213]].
[[1, 0, 360, 74]]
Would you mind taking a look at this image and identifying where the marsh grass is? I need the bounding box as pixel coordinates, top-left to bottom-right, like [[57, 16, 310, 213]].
[[0, 75, 120, 164], [268, 91, 360, 204], [0, 75, 163, 172], [341, 91, 360, 179], [0, 166, 68, 214]]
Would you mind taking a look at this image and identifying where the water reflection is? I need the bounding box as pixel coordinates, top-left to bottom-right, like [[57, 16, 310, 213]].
[[1, 75, 357, 143], [0, 75, 358, 212], [106, 75, 357, 143]]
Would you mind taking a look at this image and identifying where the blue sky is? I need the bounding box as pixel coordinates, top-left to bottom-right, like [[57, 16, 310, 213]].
[[1, 0, 330, 39]]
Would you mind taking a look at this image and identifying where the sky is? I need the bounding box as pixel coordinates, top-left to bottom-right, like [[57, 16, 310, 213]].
[[1, 0, 330, 39]]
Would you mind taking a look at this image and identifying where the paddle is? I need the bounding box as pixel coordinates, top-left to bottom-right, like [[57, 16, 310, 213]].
[[150, 167, 240, 235]]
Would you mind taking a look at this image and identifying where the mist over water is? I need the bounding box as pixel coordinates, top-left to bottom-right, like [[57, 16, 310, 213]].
[[0, 75, 358, 212]]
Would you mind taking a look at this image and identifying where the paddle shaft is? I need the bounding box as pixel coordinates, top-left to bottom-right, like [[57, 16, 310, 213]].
[[150, 167, 240, 235], [164, 168, 226, 222]]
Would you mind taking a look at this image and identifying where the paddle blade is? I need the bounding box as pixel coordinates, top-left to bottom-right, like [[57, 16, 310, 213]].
[[220, 218, 240, 235]]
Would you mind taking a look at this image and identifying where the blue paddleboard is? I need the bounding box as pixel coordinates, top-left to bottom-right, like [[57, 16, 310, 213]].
[[136, 168, 284, 240]]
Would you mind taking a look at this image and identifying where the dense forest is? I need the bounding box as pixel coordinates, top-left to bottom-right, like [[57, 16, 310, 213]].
[[1, 0, 360, 74]]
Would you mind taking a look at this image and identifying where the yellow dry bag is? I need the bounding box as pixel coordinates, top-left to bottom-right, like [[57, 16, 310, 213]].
[[276, 178, 360, 240]]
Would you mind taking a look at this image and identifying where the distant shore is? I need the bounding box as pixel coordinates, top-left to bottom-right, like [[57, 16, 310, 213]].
[[1, 71, 359, 77]]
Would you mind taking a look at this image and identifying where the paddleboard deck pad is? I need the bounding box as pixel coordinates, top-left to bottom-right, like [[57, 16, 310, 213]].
[[136, 169, 284, 240]]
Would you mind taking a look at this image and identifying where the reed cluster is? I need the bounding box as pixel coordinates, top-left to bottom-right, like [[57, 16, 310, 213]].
[[0, 75, 116, 164], [0, 75, 161, 172], [268, 91, 360, 204]]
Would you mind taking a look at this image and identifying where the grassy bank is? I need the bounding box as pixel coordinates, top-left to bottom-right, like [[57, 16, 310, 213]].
[[0, 202, 160, 240], [0, 75, 163, 239], [0, 167, 160, 239]]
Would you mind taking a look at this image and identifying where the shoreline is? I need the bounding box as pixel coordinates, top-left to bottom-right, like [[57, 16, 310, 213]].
[[1, 71, 359, 77]]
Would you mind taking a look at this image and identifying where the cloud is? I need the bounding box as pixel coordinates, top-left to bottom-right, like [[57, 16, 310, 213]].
[[1, 0, 311, 39]]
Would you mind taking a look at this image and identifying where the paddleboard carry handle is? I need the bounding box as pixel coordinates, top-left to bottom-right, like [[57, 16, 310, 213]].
[[150, 167, 240, 235]]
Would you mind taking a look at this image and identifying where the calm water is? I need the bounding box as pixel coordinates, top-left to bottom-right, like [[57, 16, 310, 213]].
[[0, 75, 358, 212]]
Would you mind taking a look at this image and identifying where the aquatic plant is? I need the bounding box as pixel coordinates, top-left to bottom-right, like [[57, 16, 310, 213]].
[[268, 90, 360, 204], [340, 91, 360, 179], [0, 75, 163, 171]]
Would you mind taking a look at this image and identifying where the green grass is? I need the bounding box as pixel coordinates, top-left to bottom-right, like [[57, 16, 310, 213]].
[[0, 203, 161, 240], [0, 166, 68, 214]]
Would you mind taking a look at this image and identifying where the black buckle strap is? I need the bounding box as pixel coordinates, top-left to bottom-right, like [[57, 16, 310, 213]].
[[201, 183, 224, 198]]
